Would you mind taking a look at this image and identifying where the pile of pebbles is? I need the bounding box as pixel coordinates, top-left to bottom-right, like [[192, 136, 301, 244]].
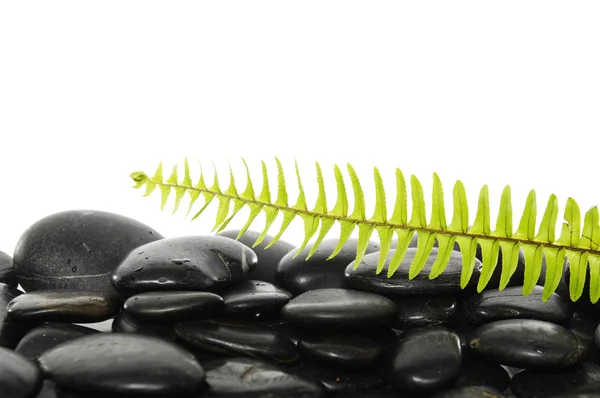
[[1, 209, 600, 398]]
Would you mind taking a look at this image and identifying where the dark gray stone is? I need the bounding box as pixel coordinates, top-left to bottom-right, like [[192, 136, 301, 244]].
[[13, 210, 164, 298], [282, 288, 396, 329], [111, 310, 176, 340], [123, 291, 224, 322], [110, 235, 257, 296], [345, 248, 482, 296], [276, 238, 381, 295], [15, 323, 98, 361], [463, 285, 573, 326], [174, 319, 299, 364], [387, 326, 462, 393], [0, 346, 42, 398], [38, 333, 206, 396], [221, 280, 292, 319], [468, 319, 586, 369], [218, 230, 295, 285], [7, 290, 121, 324]]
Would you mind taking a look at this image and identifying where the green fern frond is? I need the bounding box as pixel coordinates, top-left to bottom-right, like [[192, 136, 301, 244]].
[[129, 158, 600, 303]]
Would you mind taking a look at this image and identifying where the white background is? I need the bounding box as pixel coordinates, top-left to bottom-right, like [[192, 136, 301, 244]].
[[0, 1, 599, 254]]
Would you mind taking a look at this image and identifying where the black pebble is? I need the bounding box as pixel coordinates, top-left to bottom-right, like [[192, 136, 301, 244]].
[[221, 280, 292, 319], [0, 346, 42, 398], [7, 290, 121, 324], [123, 291, 224, 322], [38, 333, 206, 396], [282, 288, 396, 329], [468, 319, 586, 369], [13, 210, 164, 298], [463, 285, 573, 326], [110, 235, 257, 296], [174, 319, 299, 364], [387, 326, 462, 393], [15, 323, 98, 361], [391, 295, 459, 329]]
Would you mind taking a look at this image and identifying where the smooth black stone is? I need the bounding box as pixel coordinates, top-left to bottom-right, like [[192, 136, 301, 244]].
[[123, 291, 224, 322], [111, 310, 176, 340], [218, 230, 296, 285], [276, 238, 381, 295], [110, 235, 257, 296], [0, 346, 42, 398], [345, 248, 483, 296], [38, 333, 206, 396], [15, 323, 98, 361], [202, 357, 326, 398], [468, 319, 586, 369], [387, 326, 462, 393], [174, 319, 299, 364], [463, 285, 573, 326], [1, 283, 28, 348], [453, 356, 510, 392], [0, 250, 16, 287], [391, 295, 459, 329], [509, 362, 600, 398], [221, 280, 292, 319], [266, 319, 300, 345], [297, 329, 393, 369], [282, 288, 396, 329], [7, 290, 121, 324], [13, 210, 163, 298], [290, 361, 389, 393], [432, 385, 506, 398]]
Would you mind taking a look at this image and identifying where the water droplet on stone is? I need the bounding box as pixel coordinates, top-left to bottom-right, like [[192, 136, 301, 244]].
[[172, 258, 192, 265], [134, 266, 143, 273], [71, 266, 77, 273], [158, 277, 168, 284]]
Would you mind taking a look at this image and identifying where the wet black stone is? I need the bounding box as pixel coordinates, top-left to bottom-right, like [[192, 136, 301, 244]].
[[0, 250, 16, 287], [38, 333, 206, 396], [568, 311, 600, 362], [221, 280, 292, 319], [387, 326, 462, 393], [174, 319, 299, 364], [266, 319, 300, 345], [475, 245, 526, 292], [332, 388, 415, 398], [290, 361, 389, 394], [111, 310, 176, 340], [463, 285, 573, 326], [13, 210, 163, 298], [202, 357, 326, 398], [110, 235, 257, 296], [276, 238, 381, 295], [282, 288, 396, 329], [15, 323, 98, 361], [391, 295, 459, 329], [468, 319, 586, 369], [345, 248, 482, 296], [123, 291, 224, 322], [218, 230, 295, 285], [509, 361, 600, 398], [1, 283, 28, 348], [0, 346, 42, 398], [7, 290, 121, 324], [297, 329, 393, 369], [453, 356, 510, 392], [432, 385, 506, 398]]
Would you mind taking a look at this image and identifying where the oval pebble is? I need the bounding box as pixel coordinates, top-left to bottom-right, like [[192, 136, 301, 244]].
[[282, 288, 396, 329], [221, 280, 292, 319], [123, 291, 224, 322], [468, 319, 586, 369], [38, 333, 206, 396], [0, 346, 42, 398]]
